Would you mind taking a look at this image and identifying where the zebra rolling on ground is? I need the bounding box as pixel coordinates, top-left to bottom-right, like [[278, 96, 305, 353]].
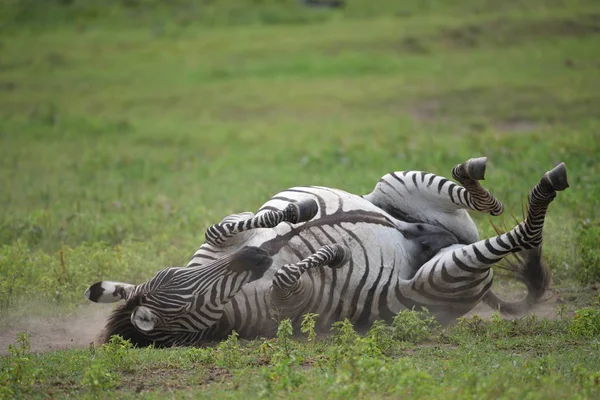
[[84, 157, 569, 347]]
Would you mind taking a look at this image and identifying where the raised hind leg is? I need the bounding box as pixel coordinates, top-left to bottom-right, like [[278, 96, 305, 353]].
[[204, 199, 318, 247], [364, 156, 504, 243], [270, 244, 349, 312], [451, 157, 504, 216], [401, 163, 568, 321]]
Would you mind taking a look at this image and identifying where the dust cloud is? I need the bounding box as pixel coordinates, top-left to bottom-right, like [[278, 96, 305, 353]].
[[0, 304, 111, 355], [464, 290, 561, 320]]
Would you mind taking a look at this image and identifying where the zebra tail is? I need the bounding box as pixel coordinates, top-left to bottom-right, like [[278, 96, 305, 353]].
[[483, 245, 551, 314], [484, 207, 552, 315]]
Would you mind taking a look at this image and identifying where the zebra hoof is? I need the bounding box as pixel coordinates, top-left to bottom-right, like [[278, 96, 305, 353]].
[[328, 244, 350, 269], [465, 157, 487, 181], [543, 162, 569, 191], [283, 199, 319, 224]]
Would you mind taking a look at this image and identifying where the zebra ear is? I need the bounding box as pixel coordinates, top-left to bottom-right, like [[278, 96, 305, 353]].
[[131, 306, 159, 332], [84, 281, 135, 303]]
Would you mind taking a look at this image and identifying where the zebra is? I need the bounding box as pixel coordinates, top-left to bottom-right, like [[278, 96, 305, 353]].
[[84, 157, 569, 347]]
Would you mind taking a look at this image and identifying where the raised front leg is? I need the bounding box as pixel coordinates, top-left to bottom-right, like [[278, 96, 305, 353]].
[[402, 163, 568, 320], [204, 199, 318, 247], [270, 244, 349, 312]]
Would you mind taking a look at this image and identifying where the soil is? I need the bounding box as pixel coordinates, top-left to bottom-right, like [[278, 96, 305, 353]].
[[0, 304, 111, 355], [464, 289, 562, 320]]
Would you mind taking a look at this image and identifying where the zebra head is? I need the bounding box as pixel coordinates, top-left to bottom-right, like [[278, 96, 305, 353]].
[[84, 246, 272, 347]]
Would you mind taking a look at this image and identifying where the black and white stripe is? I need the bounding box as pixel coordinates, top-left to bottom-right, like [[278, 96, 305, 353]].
[[204, 200, 318, 246], [89, 159, 568, 347]]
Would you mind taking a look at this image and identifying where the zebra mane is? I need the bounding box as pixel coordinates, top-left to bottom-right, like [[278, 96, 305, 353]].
[[100, 293, 156, 348]]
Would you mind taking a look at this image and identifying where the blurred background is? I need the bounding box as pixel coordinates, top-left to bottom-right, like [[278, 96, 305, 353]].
[[0, 0, 598, 316]]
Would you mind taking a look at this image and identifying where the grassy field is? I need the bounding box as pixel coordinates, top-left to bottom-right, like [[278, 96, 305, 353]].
[[1, 0, 599, 398]]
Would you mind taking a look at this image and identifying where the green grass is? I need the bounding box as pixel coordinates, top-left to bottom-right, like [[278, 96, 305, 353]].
[[1, 0, 599, 397], [2, 310, 600, 399]]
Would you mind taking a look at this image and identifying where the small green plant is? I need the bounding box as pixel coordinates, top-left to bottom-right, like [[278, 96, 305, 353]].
[[1, 332, 38, 398], [259, 319, 305, 397], [331, 318, 359, 348], [275, 318, 295, 361], [256, 340, 275, 364], [185, 347, 215, 365], [487, 312, 555, 338], [99, 335, 135, 372], [328, 356, 435, 399], [556, 303, 568, 320], [513, 313, 555, 336], [326, 317, 391, 385], [448, 311, 570, 343], [487, 312, 513, 337], [572, 363, 600, 397], [260, 356, 305, 397], [366, 320, 394, 354], [80, 335, 136, 393], [300, 313, 319, 342], [215, 331, 242, 369], [450, 314, 488, 340], [569, 306, 600, 338], [6, 331, 31, 359], [331, 354, 388, 398], [81, 362, 120, 392], [323, 319, 434, 398], [575, 220, 600, 285], [327, 319, 359, 367], [391, 308, 438, 343]]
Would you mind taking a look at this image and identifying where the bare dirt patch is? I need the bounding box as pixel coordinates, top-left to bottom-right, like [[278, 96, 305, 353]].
[[439, 13, 600, 50], [0, 304, 112, 355], [324, 13, 600, 56], [123, 367, 201, 394], [411, 101, 540, 133], [493, 120, 539, 133], [408, 86, 600, 128], [465, 289, 562, 320], [410, 101, 441, 123]]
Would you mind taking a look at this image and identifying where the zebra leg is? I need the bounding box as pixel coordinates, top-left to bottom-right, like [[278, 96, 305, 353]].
[[404, 163, 568, 319], [366, 156, 503, 217], [205, 199, 318, 247], [451, 157, 504, 216], [364, 156, 504, 244], [270, 244, 349, 311]]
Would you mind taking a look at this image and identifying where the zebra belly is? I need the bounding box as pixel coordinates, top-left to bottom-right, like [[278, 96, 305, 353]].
[[220, 187, 420, 337], [225, 222, 415, 337]]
